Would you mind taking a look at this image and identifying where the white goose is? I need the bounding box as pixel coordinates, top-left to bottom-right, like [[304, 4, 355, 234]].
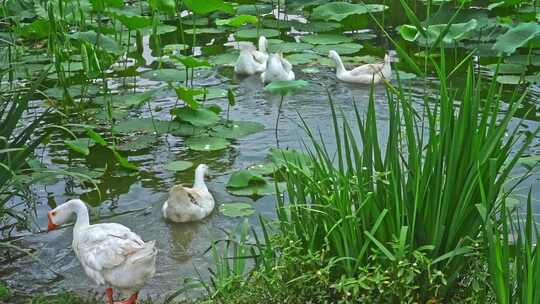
[[162, 164, 215, 223], [328, 50, 391, 84], [47, 199, 156, 304], [234, 36, 268, 75], [261, 53, 295, 83]]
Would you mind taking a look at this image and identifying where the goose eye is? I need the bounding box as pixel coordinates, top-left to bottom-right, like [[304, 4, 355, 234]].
[[51, 211, 57, 216]]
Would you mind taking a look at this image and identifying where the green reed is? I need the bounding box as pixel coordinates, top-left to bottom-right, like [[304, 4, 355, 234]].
[[274, 51, 538, 300]]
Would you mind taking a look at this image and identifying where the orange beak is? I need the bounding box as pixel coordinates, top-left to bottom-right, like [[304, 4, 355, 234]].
[[47, 211, 57, 231]]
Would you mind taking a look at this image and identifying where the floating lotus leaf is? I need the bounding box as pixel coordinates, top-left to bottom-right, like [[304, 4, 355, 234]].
[[313, 43, 363, 55], [115, 91, 154, 108], [195, 87, 228, 101], [211, 121, 265, 139], [399, 19, 478, 45], [486, 63, 527, 74], [261, 19, 299, 30], [235, 28, 280, 39], [312, 2, 387, 22], [184, 27, 224, 34], [525, 73, 540, 84], [148, 0, 176, 14], [294, 21, 342, 33], [269, 148, 311, 168], [185, 136, 230, 151], [227, 170, 266, 189], [285, 53, 321, 65], [164, 44, 190, 54], [184, 0, 233, 14], [65, 138, 92, 155], [216, 15, 258, 27], [301, 34, 353, 45], [172, 107, 220, 127], [246, 163, 278, 176], [219, 202, 255, 217], [116, 134, 158, 151], [165, 160, 194, 171], [209, 52, 239, 66], [227, 182, 286, 197], [112, 149, 138, 170], [141, 69, 187, 83], [264, 80, 309, 95], [496, 75, 524, 85], [394, 70, 417, 80], [180, 18, 208, 26], [493, 22, 540, 55], [70, 31, 121, 54], [302, 67, 320, 74], [169, 122, 204, 136], [505, 54, 540, 66], [173, 56, 212, 69], [236, 4, 273, 15], [140, 24, 177, 35], [268, 42, 313, 53], [111, 12, 152, 30]]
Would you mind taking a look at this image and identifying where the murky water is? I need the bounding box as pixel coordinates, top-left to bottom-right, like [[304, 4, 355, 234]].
[[2, 34, 540, 303]]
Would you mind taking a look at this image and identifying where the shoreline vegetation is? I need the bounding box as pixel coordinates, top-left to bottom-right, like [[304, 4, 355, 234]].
[[1, 0, 539, 303]]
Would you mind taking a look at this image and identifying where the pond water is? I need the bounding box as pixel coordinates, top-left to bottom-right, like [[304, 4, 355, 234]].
[[1, 11, 540, 303]]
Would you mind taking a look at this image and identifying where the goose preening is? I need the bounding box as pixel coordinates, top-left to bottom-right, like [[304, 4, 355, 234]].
[[328, 50, 391, 84], [162, 164, 215, 223], [234, 36, 268, 75], [47, 199, 157, 304], [261, 53, 295, 83]]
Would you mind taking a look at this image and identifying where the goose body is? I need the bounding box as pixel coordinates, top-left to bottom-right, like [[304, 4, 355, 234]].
[[234, 36, 268, 75], [162, 164, 215, 223], [47, 199, 156, 304], [261, 53, 295, 83], [329, 50, 391, 84]]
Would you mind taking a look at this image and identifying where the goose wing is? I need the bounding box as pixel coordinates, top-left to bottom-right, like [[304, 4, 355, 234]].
[[76, 223, 145, 284], [252, 50, 268, 65]]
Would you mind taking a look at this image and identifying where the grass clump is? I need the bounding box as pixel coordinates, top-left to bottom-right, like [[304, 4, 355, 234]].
[[193, 53, 538, 303]]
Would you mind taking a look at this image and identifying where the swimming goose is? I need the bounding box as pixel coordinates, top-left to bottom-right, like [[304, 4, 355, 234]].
[[261, 53, 295, 83], [47, 199, 157, 304], [328, 50, 391, 84], [162, 164, 215, 223], [234, 36, 268, 75]]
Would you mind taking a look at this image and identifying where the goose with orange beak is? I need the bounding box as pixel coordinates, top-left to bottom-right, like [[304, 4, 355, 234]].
[[47, 199, 157, 304]]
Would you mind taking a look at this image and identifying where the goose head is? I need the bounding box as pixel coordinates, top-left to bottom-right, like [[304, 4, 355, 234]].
[[47, 199, 85, 231], [328, 50, 340, 62]]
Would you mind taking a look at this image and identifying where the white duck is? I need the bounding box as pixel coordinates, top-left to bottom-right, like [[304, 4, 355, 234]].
[[328, 50, 391, 84], [162, 164, 215, 223], [234, 36, 268, 75], [47, 199, 156, 304], [261, 53, 295, 83]]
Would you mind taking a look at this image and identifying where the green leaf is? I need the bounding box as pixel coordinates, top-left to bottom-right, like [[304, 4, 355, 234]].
[[227, 182, 286, 197], [496, 75, 523, 84], [269, 148, 311, 168], [175, 86, 205, 109], [111, 11, 152, 30], [236, 4, 273, 15], [267, 42, 313, 53], [70, 31, 121, 54], [211, 121, 265, 139], [227, 169, 266, 189], [173, 55, 212, 69], [141, 69, 187, 83], [216, 15, 258, 27], [85, 128, 107, 146], [264, 80, 309, 95], [116, 134, 159, 151], [312, 2, 387, 22], [246, 163, 278, 176], [112, 149, 138, 170], [486, 63, 527, 74], [235, 28, 280, 39], [120, 91, 154, 108], [172, 107, 220, 127], [184, 0, 233, 14], [285, 53, 321, 65], [165, 160, 194, 171], [399, 19, 478, 45], [185, 136, 230, 151], [493, 22, 540, 55], [148, 0, 176, 14], [227, 88, 236, 106], [163, 44, 190, 55], [114, 118, 170, 134], [313, 43, 363, 55], [65, 138, 91, 155], [301, 34, 353, 45], [220, 202, 255, 217]]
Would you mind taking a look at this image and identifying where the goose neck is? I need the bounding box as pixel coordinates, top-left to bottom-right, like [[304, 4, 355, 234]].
[[69, 199, 90, 234], [193, 169, 207, 190], [332, 54, 346, 75]]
